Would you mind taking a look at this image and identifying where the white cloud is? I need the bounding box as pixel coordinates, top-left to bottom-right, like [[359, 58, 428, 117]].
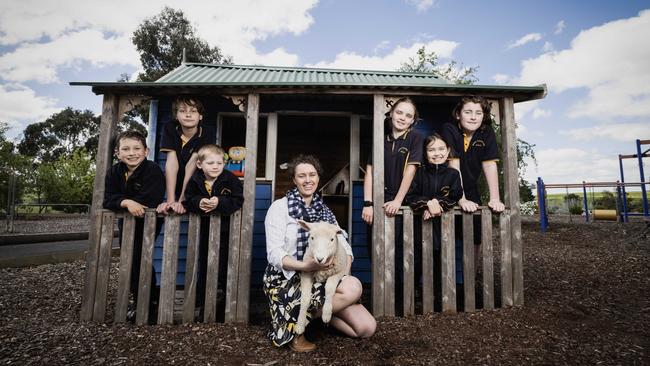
[[373, 40, 391, 54], [507, 33, 543, 50], [560, 123, 650, 142], [532, 108, 551, 119], [404, 0, 435, 12], [493, 73, 510, 84], [514, 10, 650, 120], [524, 147, 619, 184], [554, 20, 566, 35], [0, 0, 318, 83], [306, 40, 459, 71], [0, 84, 61, 135], [542, 41, 554, 52]]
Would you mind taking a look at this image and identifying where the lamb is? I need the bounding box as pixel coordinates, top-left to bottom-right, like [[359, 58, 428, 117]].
[[295, 220, 348, 335]]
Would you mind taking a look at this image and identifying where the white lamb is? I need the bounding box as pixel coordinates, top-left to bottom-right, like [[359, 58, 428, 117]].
[[295, 220, 348, 335]]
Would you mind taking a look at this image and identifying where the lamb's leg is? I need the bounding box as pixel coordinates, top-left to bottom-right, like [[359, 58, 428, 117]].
[[321, 274, 343, 324], [296, 273, 313, 335]]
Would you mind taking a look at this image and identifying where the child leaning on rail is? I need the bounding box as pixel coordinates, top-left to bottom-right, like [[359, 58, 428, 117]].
[[103, 130, 165, 321], [182, 144, 244, 312]]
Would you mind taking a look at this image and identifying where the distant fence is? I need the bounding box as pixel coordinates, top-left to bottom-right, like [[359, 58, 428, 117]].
[[5, 203, 91, 233]]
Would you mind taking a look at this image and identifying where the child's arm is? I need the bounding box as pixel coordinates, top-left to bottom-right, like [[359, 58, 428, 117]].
[[383, 164, 417, 216], [120, 199, 146, 217], [182, 180, 205, 213], [361, 164, 373, 225], [158, 151, 179, 213], [103, 170, 125, 211], [170, 153, 199, 214], [482, 160, 505, 212]]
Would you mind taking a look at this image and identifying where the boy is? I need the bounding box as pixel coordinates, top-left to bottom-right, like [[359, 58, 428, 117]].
[[157, 96, 215, 214], [183, 144, 244, 309], [103, 130, 165, 320]]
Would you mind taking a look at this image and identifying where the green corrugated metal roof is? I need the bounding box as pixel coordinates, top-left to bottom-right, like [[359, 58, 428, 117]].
[[70, 63, 546, 102], [156, 63, 451, 86]]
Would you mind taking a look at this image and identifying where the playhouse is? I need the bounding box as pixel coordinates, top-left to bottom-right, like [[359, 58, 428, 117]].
[[72, 63, 546, 324]]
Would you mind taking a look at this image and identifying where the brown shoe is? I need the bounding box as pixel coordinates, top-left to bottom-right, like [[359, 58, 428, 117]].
[[290, 334, 316, 352]]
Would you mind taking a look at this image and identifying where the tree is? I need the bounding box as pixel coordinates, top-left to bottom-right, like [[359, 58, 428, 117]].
[[35, 149, 95, 212], [0, 122, 31, 213], [18, 108, 100, 162], [132, 7, 232, 82]]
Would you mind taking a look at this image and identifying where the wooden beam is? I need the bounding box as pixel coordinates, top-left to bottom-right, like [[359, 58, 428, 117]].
[[349, 114, 360, 245], [441, 212, 456, 313], [421, 217, 434, 314], [500, 212, 513, 307], [462, 213, 475, 312], [204, 216, 222, 323], [92, 211, 115, 322], [158, 214, 181, 324], [235, 93, 260, 323], [481, 209, 494, 310], [146, 100, 158, 161], [266, 112, 278, 189], [81, 94, 119, 322], [402, 208, 414, 317], [182, 214, 201, 323], [371, 94, 386, 316], [384, 216, 395, 316], [225, 210, 242, 323], [136, 210, 157, 325], [499, 97, 523, 306], [114, 214, 136, 323]]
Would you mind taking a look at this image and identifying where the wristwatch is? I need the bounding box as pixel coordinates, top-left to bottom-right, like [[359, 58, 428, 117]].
[[363, 201, 373, 207]]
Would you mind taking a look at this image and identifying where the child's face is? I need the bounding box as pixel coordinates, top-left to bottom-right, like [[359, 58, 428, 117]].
[[426, 138, 450, 165], [292, 163, 319, 198], [457, 102, 485, 134], [197, 153, 225, 179], [176, 101, 203, 130], [390, 101, 416, 134], [116, 138, 148, 170]]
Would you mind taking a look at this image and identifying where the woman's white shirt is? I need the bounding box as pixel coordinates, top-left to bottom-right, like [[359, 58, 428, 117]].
[[264, 197, 353, 280]]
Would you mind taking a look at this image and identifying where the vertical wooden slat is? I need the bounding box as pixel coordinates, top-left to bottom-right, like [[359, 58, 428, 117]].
[[402, 209, 414, 316], [92, 210, 115, 322], [500, 212, 513, 307], [115, 214, 136, 323], [441, 212, 456, 313], [204, 215, 222, 323], [182, 214, 202, 323], [349, 114, 360, 237], [383, 215, 395, 316], [235, 93, 259, 323], [462, 213, 475, 312], [81, 94, 119, 322], [265, 112, 278, 183], [421, 217, 434, 314], [372, 94, 386, 316], [158, 214, 181, 324], [225, 210, 242, 323], [481, 208, 494, 310], [499, 97, 524, 306], [136, 210, 157, 325]]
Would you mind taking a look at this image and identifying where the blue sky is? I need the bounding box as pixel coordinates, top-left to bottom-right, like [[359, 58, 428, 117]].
[[1, 0, 649, 191]]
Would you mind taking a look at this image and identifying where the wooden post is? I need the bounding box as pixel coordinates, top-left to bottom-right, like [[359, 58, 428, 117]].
[[92, 210, 115, 322], [384, 216, 395, 316], [225, 210, 242, 322], [115, 214, 136, 323], [462, 213, 475, 312], [233, 93, 260, 323], [372, 94, 386, 316], [441, 211, 456, 313], [146, 99, 158, 161], [481, 208, 494, 310], [349, 114, 360, 236], [500, 211, 513, 307], [158, 214, 181, 324], [421, 217, 434, 313], [81, 94, 119, 322], [204, 216, 222, 323], [402, 208, 414, 316], [182, 214, 202, 323], [266, 112, 278, 198], [499, 97, 524, 306], [136, 210, 157, 325]]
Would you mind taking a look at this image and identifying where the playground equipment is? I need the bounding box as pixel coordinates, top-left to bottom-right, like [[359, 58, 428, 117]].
[[536, 139, 649, 232]]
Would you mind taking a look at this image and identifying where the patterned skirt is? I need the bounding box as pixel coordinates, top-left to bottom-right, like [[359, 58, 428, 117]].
[[262, 264, 326, 347]]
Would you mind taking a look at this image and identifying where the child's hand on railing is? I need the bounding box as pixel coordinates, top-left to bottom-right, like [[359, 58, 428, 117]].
[[199, 197, 219, 213], [169, 201, 186, 215], [122, 199, 146, 217], [426, 199, 442, 217], [458, 198, 479, 212], [488, 199, 505, 212], [362, 206, 373, 225]]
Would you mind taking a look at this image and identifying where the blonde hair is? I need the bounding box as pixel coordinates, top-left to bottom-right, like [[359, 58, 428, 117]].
[[197, 144, 226, 162]]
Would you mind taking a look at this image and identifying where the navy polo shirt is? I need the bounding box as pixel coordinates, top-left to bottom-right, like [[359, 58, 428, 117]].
[[160, 121, 215, 196], [440, 122, 499, 203], [368, 129, 423, 201]]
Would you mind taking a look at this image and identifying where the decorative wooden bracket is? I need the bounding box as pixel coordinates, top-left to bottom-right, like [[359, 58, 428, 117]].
[[384, 96, 400, 113], [223, 95, 247, 112], [118, 96, 150, 119]]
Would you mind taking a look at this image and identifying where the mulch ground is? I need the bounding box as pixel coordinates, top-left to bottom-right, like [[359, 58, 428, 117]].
[[1, 220, 648, 365]]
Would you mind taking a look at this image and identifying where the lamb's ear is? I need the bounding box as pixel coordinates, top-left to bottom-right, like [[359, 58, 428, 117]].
[[330, 223, 343, 234], [297, 220, 311, 231]]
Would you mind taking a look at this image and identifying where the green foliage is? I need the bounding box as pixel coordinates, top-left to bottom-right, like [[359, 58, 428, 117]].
[[0, 122, 32, 212], [569, 204, 584, 215], [35, 149, 95, 212], [132, 7, 232, 82], [17, 108, 100, 162], [594, 191, 617, 209], [397, 46, 479, 85]]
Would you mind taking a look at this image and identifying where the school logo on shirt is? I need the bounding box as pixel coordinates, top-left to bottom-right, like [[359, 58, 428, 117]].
[[441, 186, 450, 196], [220, 188, 232, 195], [398, 147, 409, 155], [472, 140, 486, 147], [133, 182, 143, 191]]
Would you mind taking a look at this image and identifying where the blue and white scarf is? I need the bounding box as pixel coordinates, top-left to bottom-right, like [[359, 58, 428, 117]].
[[286, 187, 337, 261]]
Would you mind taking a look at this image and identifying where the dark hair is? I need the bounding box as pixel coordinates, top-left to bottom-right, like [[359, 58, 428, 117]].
[[452, 95, 492, 127], [424, 133, 454, 159], [287, 154, 323, 179], [115, 130, 147, 149], [173, 96, 205, 116], [388, 97, 419, 122]]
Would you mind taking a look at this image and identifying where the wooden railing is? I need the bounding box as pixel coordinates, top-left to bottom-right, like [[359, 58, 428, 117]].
[[85, 209, 244, 325], [376, 207, 520, 316]]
